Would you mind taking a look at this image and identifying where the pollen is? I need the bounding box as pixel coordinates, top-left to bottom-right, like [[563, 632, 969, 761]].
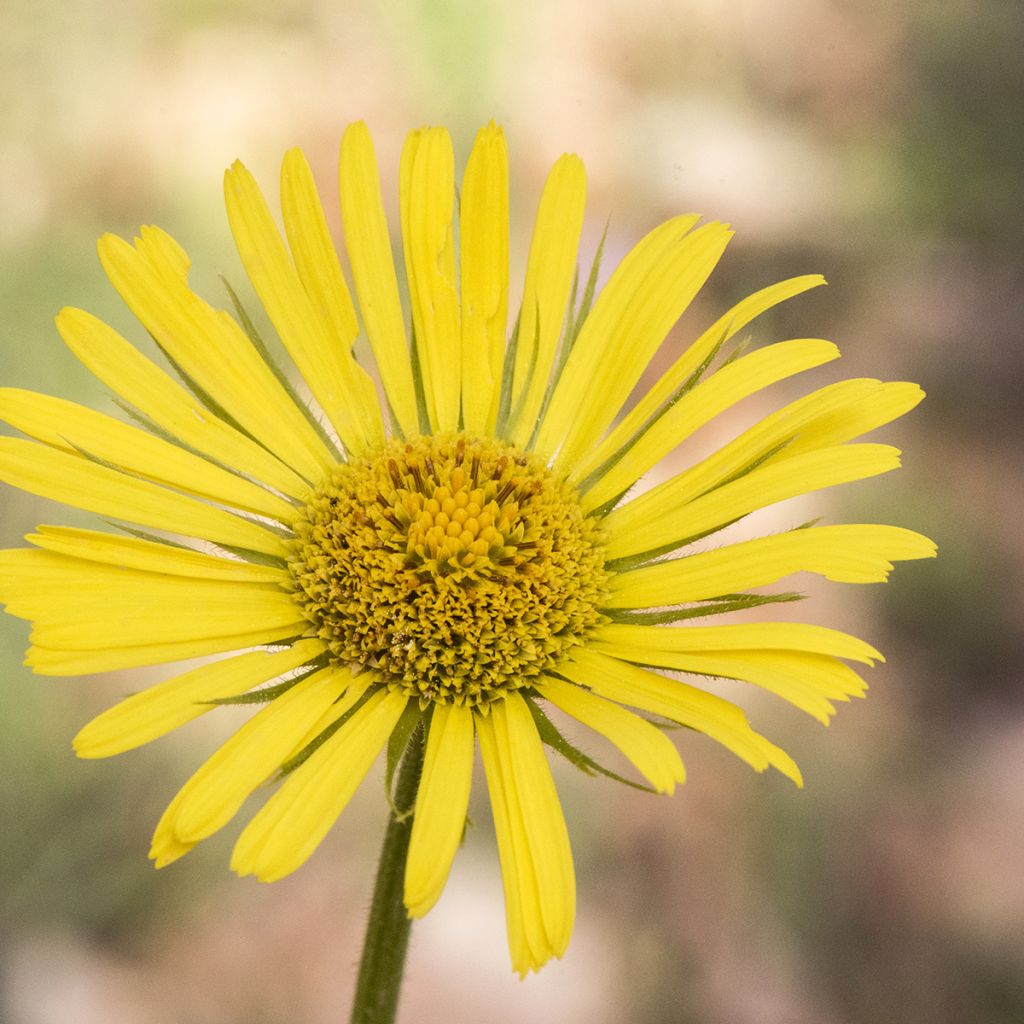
[[287, 434, 608, 707]]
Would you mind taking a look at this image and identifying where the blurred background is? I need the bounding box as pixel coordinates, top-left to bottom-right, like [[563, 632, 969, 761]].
[[1, 1, 1021, 1021]]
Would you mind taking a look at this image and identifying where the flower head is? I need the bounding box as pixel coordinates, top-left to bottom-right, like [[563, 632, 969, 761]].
[[0, 120, 934, 974]]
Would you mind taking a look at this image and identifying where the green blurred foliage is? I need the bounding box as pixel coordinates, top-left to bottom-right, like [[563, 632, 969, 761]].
[[897, 0, 1024, 251]]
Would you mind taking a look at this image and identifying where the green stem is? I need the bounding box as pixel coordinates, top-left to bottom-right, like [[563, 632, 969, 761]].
[[349, 727, 424, 1024]]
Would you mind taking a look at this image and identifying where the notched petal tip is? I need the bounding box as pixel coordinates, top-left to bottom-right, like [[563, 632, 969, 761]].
[[658, 765, 687, 796], [341, 119, 371, 148], [552, 151, 585, 177], [149, 827, 194, 869], [71, 732, 104, 760], [95, 231, 128, 262], [223, 161, 259, 207]]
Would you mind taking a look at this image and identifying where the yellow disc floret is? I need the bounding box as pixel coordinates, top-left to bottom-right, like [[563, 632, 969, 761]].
[[288, 434, 607, 707]]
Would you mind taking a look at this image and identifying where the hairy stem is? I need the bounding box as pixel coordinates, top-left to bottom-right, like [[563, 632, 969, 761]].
[[349, 727, 424, 1024]]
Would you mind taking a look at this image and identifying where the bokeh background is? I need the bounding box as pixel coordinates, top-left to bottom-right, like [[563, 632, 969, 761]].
[[2, 1, 1021, 1022]]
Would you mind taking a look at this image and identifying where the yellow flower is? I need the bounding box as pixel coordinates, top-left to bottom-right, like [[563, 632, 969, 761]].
[[0, 121, 934, 975]]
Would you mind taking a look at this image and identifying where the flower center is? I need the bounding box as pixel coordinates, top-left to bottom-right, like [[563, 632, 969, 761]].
[[287, 434, 607, 707]]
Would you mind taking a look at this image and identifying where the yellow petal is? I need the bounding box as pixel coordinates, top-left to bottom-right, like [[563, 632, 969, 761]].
[[0, 553, 303, 649], [561, 647, 801, 785], [502, 695, 576, 957], [710, 379, 925, 492], [153, 665, 350, 854], [774, 380, 925, 457], [225, 157, 383, 453], [98, 228, 333, 482], [0, 438, 288, 558], [149, 831, 196, 870], [604, 443, 902, 561], [26, 625, 303, 676], [280, 675, 374, 765], [478, 695, 575, 975], [401, 126, 461, 431], [460, 122, 509, 433], [644, 378, 920, 517], [505, 154, 586, 444], [55, 307, 309, 499], [605, 524, 937, 607], [150, 669, 358, 871], [592, 621, 884, 663], [231, 688, 408, 881], [624, 648, 868, 724], [26, 526, 288, 584], [404, 703, 475, 917], [579, 338, 840, 508], [338, 122, 419, 437], [476, 706, 538, 974], [538, 676, 685, 793], [529, 214, 697, 456], [588, 274, 827, 468], [0, 546, 283, 594], [0, 387, 296, 522], [535, 218, 731, 467], [73, 639, 323, 758], [281, 149, 361, 344], [29, 598, 303, 655]]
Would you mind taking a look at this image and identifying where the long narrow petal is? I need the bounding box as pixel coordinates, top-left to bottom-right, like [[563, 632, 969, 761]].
[[21, 582, 303, 652], [530, 215, 700, 457], [0, 388, 297, 522], [225, 157, 383, 453], [500, 694, 576, 958], [401, 127, 461, 431], [645, 379, 923, 517], [536, 219, 732, 467], [591, 621, 884, 663], [606, 524, 937, 607], [478, 694, 575, 975], [26, 625, 303, 676], [0, 546, 284, 591], [281, 149, 362, 349], [604, 443, 902, 561], [73, 640, 323, 758], [560, 647, 801, 784], [55, 308, 309, 499], [338, 122, 419, 436], [772, 381, 926, 457], [476, 706, 537, 973], [579, 338, 840, 507], [98, 228, 333, 482], [26, 526, 287, 584], [279, 676, 375, 767], [404, 704, 475, 917], [231, 688, 408, 881], [0, 438, 288, 557], [0, 552, 302, 648], [151, 666, 351, 867], [460, 122, 509, 433], [538, 676, 685, 793], [615, 648, 869, 724], [505, 154, 586, 444], [587, 274, 827, 468]]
